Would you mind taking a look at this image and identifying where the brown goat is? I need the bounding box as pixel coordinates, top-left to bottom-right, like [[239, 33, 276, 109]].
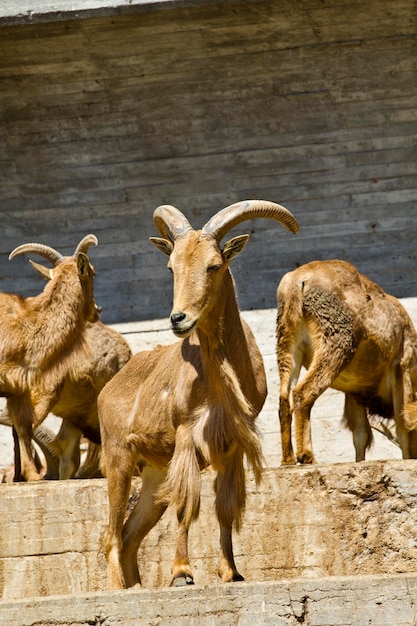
[[2, 235, 99, 481], [42, 320, 132, 478], [16, 257, 132, 479], [276, 259, 417, 464], [1, 320, 132, 479], [98, 200, 298, 590]]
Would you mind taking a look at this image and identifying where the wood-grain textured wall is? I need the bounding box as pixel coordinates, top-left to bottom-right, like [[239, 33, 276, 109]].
[[1, 0, 416, 323]]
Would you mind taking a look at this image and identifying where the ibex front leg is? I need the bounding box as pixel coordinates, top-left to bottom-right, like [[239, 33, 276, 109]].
[[8, 395, 43, 481], [104, 451, 136, 590]]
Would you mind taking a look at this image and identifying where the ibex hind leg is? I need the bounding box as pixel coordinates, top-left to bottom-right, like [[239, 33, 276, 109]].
[[293, 351, 349, 464], [277, 347, 302, 466], [121, 466, 167, 588], [170, 511, 194, 587], [279, 395, 296, 465], [343, 394, 372, 461]]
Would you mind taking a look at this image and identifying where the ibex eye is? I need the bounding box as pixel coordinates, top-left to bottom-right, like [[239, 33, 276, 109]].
[[207, 265, 221, 272]]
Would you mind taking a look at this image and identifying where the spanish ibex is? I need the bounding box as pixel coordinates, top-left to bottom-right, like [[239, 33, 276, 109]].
[[2, 235, 99, 481], [98, 200, 298, 590], [276, 259, 417, 465]]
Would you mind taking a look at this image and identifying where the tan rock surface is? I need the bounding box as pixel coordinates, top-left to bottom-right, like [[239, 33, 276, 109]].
[[2, 461, 417, 600]]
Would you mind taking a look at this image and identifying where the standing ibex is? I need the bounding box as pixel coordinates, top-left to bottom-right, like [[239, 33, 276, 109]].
[[9, 253, 132, 480], [1, 320, 132, 480], [276, 259, 417, 465], [98, 200, 298, 590], [2, 235, 99, 481], [48, 320, 132, 478]]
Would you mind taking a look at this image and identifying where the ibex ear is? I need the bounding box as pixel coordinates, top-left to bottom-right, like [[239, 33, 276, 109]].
[[77, 252, 90, 276], [149, 237, 173, 256], [29, 259, 53, 281], [222, 234, 249, 262]]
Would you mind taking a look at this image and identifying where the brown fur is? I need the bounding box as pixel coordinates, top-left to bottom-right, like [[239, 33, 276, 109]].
[[48, 321, 131, 478], [6, 320, 131, 479], [1, 246, 99, 481], [99, 201, 298, 590], [99, 271, 266, 588], [276, 259, 417, 464]]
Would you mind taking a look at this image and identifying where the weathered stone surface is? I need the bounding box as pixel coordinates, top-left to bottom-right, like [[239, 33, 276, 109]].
[[1, 573, 417, 626], [2, 461, 417, 601]]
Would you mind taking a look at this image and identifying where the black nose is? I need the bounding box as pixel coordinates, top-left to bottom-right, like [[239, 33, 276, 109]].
[[170, 312, 186, 326]]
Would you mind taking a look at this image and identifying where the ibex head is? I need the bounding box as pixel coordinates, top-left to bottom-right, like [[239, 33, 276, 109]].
[[9, 234, 101, 323], [150, 200, 298, 337]]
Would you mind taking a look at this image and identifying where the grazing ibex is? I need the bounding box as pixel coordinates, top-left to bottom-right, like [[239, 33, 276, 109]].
[[276, 259, 417, 465], [2, 235, 99, 481], [98, 200, 298, 590]]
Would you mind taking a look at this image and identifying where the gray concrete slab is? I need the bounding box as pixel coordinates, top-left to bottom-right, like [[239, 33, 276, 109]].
[[0, 0, 238, 25]]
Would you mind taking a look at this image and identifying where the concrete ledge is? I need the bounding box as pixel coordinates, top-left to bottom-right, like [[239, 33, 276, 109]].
[[1, 573, 417, 626], [0, 0, 239, 26], [2, 460, 417, 600]]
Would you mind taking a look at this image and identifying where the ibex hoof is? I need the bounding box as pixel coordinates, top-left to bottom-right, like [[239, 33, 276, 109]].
[[172, 574, 194, 587], [281, 458, 296, 466], [231, 573, 245, 582], [297, 453, 315, 465]]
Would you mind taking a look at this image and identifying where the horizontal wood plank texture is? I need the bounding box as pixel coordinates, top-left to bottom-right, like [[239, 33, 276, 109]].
[[1, 0, 416, 322]]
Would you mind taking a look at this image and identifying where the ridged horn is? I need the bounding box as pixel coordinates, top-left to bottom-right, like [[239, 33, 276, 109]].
[[153, 205, 193, 241], [9, 242, 63, 265], [73, 234, 98, 257], [202, 200, 299, 241], [29, 259, 51, 280]]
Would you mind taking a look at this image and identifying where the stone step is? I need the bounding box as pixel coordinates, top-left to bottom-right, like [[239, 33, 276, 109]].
[[2, 572, 416, 626], [1, 461, 417, 604]]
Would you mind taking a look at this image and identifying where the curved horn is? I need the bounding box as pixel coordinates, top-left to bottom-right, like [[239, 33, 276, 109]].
[[153, 205, 193, 241], [202, 200, 299, 242], [9, 242, 63, 265], [73, 234, 98, 257]]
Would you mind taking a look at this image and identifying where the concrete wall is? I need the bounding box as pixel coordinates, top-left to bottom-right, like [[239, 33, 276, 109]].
[[2, 454, 417, 624], [1, 0, 416, 323]]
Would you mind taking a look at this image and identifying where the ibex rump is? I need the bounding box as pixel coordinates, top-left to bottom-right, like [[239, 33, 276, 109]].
[[276, 259, 417, 465]]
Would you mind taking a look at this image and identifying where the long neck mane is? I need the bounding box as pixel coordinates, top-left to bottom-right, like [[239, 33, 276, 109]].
[[22, 266, 88, 377], [159, 268, 265, 529], [195, 269, 264, 481], [197, 270, 248, 391]]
